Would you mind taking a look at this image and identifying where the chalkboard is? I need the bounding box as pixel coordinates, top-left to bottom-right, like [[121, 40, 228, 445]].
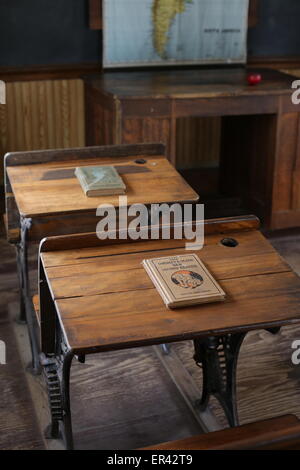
[[0, 0, 101, 67], [248, 0, 300, 57], [0, 0, 299, 68]]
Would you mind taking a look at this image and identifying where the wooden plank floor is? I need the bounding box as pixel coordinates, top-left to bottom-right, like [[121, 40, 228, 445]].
[[0, 317, 44, 449], [70, 348, 200, 449], [1, 223, 300, 449], [0, 231, 44, 450]]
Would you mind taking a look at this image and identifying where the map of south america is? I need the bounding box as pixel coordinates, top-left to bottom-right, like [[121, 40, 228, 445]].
[[152, 0, 192, 58], [103, 0, 249, 67]]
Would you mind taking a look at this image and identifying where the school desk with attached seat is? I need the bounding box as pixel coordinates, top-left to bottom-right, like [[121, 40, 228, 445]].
[[4, 143, 198, 374], [36, 215, 300, 449]]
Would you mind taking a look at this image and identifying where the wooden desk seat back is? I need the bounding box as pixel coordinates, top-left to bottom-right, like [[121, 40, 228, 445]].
[[142, 415, 300, 450], [39, 215, 259, 253]]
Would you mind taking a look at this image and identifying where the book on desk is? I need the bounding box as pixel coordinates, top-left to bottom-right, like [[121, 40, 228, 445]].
[[75, 165, 126, 196], [143, 254, 226, 309]]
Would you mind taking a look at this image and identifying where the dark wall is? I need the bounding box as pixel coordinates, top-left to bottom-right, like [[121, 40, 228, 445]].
[[0, 0, 101, 66], [248, 0, 300, 57], [0, 0, 298, 68]]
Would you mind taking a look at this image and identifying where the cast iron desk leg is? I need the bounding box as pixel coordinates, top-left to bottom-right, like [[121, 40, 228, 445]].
[[193, 333, 246, 427], [16, 217, 32, 323], [16, 217, 41, 374], [15, 243, 26, 324], [41, 350, 74, 450], [62, 351, 74, 450], [194, 328, 281, 427]]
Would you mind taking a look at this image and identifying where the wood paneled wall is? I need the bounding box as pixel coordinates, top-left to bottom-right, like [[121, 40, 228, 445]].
[[0, 76, 220, 187], [176, 117, 221, 169], [0, 79, 85, 183]]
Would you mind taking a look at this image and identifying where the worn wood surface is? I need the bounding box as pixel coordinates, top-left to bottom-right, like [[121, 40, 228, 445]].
[[86, 68, 294, 99], [143, 415, 300, 450], [89, 0, 102, 30], [6, 144, 197, 220], [39, 215, 260, 252], [39, 218, 300, 354], [69, 347, 201, 450], [5, 143, 166, 166], [248, 0, 260, 28]]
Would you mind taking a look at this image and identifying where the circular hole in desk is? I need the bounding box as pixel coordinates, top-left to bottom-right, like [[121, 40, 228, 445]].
[[135, 159, 147, 164], [220, 238, 239, 247]]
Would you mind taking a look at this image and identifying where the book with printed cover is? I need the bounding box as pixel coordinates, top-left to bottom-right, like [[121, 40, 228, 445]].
[[75, 165, 126, 197], [142, 254, 225, 309]]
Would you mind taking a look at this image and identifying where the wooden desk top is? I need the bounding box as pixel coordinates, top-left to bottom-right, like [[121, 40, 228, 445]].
[[6, 145, 198, 218], [86, 68, 295, 100], [40, 216, 300, 355]]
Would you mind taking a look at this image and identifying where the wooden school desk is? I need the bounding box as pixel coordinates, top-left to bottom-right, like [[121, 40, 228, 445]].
[[85, 67, 300, 230], [4, 143, 198, 373], [37, 215, 300, 449]]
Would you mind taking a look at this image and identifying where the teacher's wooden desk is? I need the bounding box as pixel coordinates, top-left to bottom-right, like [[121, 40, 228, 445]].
[[85, 68, 300, 230]]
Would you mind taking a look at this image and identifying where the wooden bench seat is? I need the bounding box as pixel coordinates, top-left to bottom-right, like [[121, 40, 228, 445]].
[[142, 415, 300, 450]]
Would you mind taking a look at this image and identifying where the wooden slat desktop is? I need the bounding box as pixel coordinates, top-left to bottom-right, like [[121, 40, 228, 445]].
[[41, 228, 298, 354], [5, 143, 197, 241], [85, 67, 300, 230], [38, 215, 300, 449]]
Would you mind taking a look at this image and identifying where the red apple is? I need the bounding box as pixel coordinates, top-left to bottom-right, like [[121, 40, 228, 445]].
[[247, 73, 262, 86]]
